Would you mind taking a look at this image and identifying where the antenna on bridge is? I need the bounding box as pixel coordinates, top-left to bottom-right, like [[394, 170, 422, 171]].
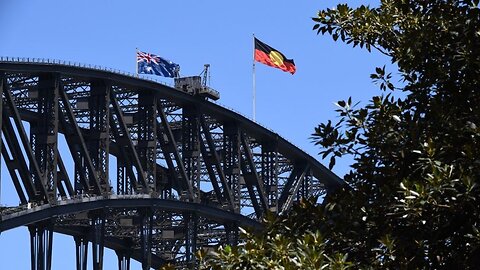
[[174, 64, 220, 101], [200, 64, 211, 88]]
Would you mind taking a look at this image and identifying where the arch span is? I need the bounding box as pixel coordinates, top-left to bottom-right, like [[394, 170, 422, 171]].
[[0, 58, 342, 269]]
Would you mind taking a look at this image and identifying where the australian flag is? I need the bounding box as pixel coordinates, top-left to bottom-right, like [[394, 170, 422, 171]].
[[137, 51, 179, 78]]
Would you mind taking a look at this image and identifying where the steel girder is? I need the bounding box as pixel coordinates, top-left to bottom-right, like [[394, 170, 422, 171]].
[[74, 236, 88, 270], [58, 83, 103, 194], [87, 80, 110, 194], [56, 154, 74, 198], [29, 222, 54, 270], [199, 116, 234, 210], [240, 133, 268, 218], [2, 106, 34, 203], [110, 90, 150, 194], [261, 142, 279, 212], [137, 91, 157, 193], [3, 76, 51, 203], [156, 101, 193, 200], [0, 61, 343, 269], [0, 197, 259, 268], [278, 163, 311, 214], [222, 123, 242, 213], [30, 74, 60, 203]]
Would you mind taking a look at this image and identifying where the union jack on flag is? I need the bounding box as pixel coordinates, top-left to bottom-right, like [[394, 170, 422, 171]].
[[136, 51, 179, 78]]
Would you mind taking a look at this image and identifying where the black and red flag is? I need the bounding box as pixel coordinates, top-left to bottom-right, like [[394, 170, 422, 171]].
[[254, 37, 296, 74]]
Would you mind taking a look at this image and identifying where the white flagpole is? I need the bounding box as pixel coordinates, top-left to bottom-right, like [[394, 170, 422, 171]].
[[135, 47, 139, 77], [252, 34, 256, 122]]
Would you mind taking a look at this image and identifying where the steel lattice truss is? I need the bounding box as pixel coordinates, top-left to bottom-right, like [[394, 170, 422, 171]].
[[0, 60, 343, 270]]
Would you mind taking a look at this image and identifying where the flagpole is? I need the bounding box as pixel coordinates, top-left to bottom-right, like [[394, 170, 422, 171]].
[[252, 33, 256, 122], [135, 47, 139, 77]]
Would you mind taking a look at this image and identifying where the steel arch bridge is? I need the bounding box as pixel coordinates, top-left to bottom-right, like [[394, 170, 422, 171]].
[[0, 58, 342, 270]]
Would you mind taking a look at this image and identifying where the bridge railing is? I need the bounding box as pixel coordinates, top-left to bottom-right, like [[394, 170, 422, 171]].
[[0, 56, 175, 87]]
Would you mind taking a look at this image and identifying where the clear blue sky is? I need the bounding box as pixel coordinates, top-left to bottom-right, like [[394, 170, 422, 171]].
[[0, 1, 386, 269]]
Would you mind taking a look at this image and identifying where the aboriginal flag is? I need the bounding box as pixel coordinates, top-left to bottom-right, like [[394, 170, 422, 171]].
[[254, 37, 296, 74]]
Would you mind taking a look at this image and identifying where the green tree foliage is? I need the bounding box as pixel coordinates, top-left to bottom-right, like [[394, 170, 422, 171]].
[[198, 200, 352, 270], [200, 1, 480, 269], [311, 0, 480, 268]]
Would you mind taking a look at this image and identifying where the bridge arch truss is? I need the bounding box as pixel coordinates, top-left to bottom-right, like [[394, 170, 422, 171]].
[[0, 59, 342, 269]]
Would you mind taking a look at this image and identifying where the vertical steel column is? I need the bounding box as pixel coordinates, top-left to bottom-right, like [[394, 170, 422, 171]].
[[74, 237, 88, 270], [116, 160, 133, 195], [223, 123, 241, 212], [30, 74, 59, 203], [140, 211, 153, 270], [298, 173, 312, 199], [261, 143, 279, 212], [91, 215, 105, 270], [137, 91, 157, 193], [225, 223, 238, 246], [184, 213, 198, 269], [110, 92, 149, 193], [116, 250, 131, 270], [116, 161, 124, 194], [74, 161, 85, 194], [182, 107, 201, 201], [88, 81, 110, 193], [110, 108, 137, 195], [29, 223, 54, 270], [155, 117, 176, 198]]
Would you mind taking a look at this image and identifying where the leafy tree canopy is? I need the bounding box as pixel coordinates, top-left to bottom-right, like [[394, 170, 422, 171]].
[[199, 1, 480, 269]]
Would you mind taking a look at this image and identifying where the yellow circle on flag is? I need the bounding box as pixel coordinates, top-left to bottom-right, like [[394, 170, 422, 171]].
[[269, 51, 284, 66]]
